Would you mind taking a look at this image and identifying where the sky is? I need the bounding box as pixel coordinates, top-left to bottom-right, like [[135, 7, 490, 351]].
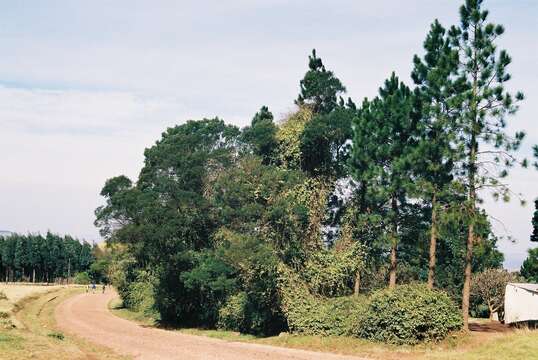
[[1, 1, 537, 269]]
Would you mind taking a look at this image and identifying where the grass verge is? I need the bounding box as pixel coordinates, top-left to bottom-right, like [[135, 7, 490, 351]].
[[109, 298, 538, 360], [0, 286, 128, 360]]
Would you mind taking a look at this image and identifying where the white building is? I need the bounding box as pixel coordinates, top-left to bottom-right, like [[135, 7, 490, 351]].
[[504, 283, 538, 324]]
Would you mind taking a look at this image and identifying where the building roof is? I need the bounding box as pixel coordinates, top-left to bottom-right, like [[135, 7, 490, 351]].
[[507, 283, 538, 294]]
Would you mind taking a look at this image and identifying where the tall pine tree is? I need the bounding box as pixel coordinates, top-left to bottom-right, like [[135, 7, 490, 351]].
[[296, 49, 346, 114], [411, 19, 459, 289], [448, 0, 525, 329], [241, 106, 278, 164], [351, 72, 420, 289]]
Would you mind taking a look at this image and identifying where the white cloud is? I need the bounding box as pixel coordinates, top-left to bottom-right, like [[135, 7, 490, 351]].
[[0, 0, 536, 268], [0, 86, 190, 240], [0, 86, 188, 135]]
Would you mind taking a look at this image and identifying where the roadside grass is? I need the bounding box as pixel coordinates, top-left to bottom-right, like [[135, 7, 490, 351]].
[[110, 299, 538, 360], [180, 328, 258, 341], [0, 284, 64, 305], [0, 284, 64, 328], [108, 298, 157, 327], [0, 285, 128, 360]]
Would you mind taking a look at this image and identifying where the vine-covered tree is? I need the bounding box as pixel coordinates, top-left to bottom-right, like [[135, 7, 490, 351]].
[[94, 1, 528, 340]]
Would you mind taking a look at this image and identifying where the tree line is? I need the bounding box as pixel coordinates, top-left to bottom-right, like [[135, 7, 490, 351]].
[[96, 0, 532, 335], [0, 232, 94, 283]]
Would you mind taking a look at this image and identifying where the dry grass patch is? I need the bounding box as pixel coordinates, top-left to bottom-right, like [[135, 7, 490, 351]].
[[0, 284, 63, 329], [0, 285, 128, 360]]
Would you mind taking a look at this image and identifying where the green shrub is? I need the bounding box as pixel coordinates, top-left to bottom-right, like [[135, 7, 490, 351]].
[[219, 232, 287, 335], [357, 284, 462, 345], [47, 331, 64, 340], [125, 271, 158, 318], [303, 241, 366, 297], [287, 295, 367, 336], [73, 272, 91, 285], [218, 292, 248, 332], [278, 264, 367, 336], [108, 255, 138, 304]]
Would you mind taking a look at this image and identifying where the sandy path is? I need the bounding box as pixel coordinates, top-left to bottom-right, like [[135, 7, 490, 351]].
[[55, 291, 367, 360]]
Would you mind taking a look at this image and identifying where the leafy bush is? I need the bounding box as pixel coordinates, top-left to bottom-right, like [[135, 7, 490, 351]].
[[303, 241, 366, 297], [179, 248, 238, 327], [107, 253, 157, 319], [73, 272, 91, 285], [278, 264, 367, 336], [124, 270, 158, 317], [217, 232, 287, 335], [108, 255, 138, 305], [358, 284, 462, 345], [218, 292, 248, 332]]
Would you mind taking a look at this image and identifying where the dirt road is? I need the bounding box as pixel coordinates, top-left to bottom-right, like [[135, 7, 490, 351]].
[[55, 291, 367, 360]]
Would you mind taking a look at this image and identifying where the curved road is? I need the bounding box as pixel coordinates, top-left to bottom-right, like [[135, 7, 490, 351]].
[[55, 291, 366, 360]]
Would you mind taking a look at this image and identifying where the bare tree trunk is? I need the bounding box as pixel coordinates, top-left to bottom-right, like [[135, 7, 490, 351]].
[[389, 197, 398, 289], [462, 199, 475, 329], [463, 111, 478, 329], [463, 24, 479, 331], [354, 270, 361, 296], [389, 243, 397, 289], [427, 193, 438, 289], [32, 268, 36, 283], [359, 182, 367, 213]]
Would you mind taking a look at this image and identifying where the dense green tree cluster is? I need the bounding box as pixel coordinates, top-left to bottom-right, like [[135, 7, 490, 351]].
[[0, 232, 93, 283], [96, 0, 528, 338]]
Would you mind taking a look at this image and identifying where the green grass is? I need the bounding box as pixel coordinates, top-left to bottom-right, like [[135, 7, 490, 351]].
[[110, 302, 538, 360], [179, 328, 258, 341], [430, 329, 538, 360], [109, 299, 257, 341], [108, 298, 157, 327]]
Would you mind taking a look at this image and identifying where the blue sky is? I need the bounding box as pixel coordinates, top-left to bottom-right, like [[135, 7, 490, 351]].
[[1, 1, 537, 269]]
